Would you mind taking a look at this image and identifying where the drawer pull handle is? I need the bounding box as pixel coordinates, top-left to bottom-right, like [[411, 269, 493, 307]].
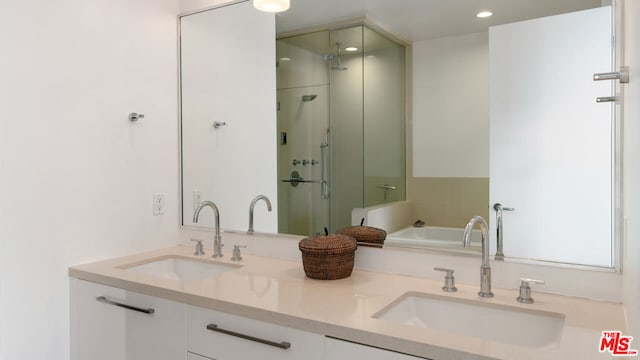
[[96, 296, 155, 315], [206, 323, 291, 349]]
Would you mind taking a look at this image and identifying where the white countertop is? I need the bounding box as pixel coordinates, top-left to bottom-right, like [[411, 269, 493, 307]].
[[69, 245, 625, 360]]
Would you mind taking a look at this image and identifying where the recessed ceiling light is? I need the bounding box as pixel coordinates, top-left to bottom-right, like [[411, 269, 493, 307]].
[[279, 57, 291, 61], [253, 0, 290, 13], [476, 11, 493, 18], [344, 47, 359, 52]]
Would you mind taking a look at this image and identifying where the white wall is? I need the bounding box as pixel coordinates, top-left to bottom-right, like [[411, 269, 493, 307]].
[[623, 0, 640, 340], [181, 0, 237, 13], [489, 7, 613, 267], [180, 2, 277, 233], [412, 32, 489, 178], [0, 0, 181, 359]]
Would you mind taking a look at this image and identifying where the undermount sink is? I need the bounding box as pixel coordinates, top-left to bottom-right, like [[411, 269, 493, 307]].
[[120, 256, 240, 282], [373, 291, 565, 348]]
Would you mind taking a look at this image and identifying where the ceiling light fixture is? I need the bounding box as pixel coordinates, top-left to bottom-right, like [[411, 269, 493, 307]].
[[476, 11, 493, 18], [253, 0, 290, 13], [344, 47, 359, 52]]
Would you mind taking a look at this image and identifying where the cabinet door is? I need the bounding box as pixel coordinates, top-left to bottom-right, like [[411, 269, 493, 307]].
[[187, 305, 324, 360], [74, 280, 185, 360], [325, 337, 430, 360], [188, 352, 214, 360]]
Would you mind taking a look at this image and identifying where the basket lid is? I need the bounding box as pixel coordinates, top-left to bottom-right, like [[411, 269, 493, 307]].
[[335, 225, 386, 241], [299, 234, 357, 255]]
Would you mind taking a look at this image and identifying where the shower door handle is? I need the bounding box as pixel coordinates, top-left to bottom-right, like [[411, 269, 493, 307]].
[[376, 184, 397, 201], [281, 179, 326, 184], [320, 137, 330, 199], [281, 171, 326, 187], [281, 178, 326, 184]]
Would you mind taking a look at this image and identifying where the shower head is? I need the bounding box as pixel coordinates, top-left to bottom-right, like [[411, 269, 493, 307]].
[[302, 95, 317, 102], [330, 42, 348, 71]]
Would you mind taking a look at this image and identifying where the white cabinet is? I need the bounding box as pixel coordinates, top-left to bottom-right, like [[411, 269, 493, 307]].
[[72, 280, 185, 360], [70, 279, 430, 360], [187, 352, 213, 360], [325, 337, 429, 360], [186, 305, 324, 360]]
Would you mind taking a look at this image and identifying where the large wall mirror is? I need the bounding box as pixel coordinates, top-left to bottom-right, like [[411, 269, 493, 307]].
[[180, 0, 618, 269]]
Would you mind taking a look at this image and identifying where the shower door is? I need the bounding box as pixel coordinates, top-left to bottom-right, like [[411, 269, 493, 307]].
[[277, 31, 332, 236], [277, 86, 330, 235], [276, 27, 406, 235], [362, 27, 406, 208]]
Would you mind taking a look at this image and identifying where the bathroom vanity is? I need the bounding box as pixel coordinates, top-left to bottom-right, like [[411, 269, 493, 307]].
[[69, 234, 625, 360]]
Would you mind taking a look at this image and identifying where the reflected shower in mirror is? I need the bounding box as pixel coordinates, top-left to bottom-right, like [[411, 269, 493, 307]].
[[276, 25, 406, 236], [180, 0, 618, 268]]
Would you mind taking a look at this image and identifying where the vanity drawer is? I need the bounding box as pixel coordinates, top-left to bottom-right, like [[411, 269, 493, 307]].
[[325, 337, 431, 360], [74, 280, 185, 360], [187, 352, 213, 360], [186, 305, 324, 360]]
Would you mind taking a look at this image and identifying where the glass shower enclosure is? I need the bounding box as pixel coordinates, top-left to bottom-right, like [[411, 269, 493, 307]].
[[277, 25, 406, 236]]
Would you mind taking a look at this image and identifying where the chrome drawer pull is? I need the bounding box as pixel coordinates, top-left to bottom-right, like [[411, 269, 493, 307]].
[[96, 296, 155, 315], [206, 323, 291, 349]]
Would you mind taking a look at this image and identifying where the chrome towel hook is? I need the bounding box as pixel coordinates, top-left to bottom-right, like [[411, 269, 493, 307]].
[[128, 112, 145, 122], [593, 66, 629, 83]]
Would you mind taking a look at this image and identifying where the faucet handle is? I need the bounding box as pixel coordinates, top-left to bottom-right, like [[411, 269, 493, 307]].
[[517, 278, 545, 304], [434, 267, 457, 292], [190, 238, 205, 256], [231, 245, 247, 262], [493, 203, 515, 212]]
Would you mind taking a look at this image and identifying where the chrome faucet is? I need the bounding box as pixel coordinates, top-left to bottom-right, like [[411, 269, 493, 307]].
[[193, 201, 223, 258], [493, 203, 514, 260], [248, 195, 272, 234], [463, 216, 493, 298]]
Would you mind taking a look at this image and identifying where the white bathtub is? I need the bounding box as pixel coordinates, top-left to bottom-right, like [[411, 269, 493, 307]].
[[386, 226, 482, 254]]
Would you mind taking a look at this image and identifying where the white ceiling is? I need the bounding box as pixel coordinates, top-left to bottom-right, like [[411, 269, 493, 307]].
[[276, 0, 604, 42]]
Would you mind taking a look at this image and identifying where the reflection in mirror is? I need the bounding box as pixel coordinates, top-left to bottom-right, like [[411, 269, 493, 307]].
[[276, 25, 406, 236], [180, 0, 618, 267], [489, 6, 614, 267]]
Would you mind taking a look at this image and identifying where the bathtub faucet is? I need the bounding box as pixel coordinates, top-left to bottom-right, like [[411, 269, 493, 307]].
[[463, 216, 493, 298], [493, 203, 514, 260]]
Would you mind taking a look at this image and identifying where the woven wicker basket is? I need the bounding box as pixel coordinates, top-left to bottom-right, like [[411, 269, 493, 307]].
[[298, 234, 357, 280], [335, 225, 386, 248]]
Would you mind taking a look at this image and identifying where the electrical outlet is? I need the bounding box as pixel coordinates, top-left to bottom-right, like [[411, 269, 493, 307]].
[[153, 193, 165, 215], [193, 190, 202, 211]]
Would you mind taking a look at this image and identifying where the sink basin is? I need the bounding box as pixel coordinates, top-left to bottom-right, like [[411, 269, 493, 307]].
[[373, 292, 565, 348], [120, 256, 240, 282]]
